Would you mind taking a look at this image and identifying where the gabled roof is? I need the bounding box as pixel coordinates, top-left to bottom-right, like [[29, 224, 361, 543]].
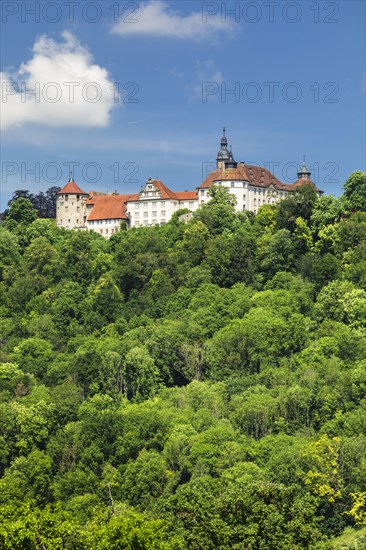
[[125, 179, 180, 201], [176, 191, 198, 201], [86, 194, 138, 221], [58, 178, 88, 195], [151, 180, 179, 200]]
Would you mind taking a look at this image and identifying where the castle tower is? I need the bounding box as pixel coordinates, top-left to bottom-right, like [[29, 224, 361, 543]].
[[297, 156, 311, 180], [216, 127, 231, 170], [56, 176, 89, 229]]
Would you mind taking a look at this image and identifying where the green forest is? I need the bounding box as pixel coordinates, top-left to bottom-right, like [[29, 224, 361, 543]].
[[0, 172, 366, 549]]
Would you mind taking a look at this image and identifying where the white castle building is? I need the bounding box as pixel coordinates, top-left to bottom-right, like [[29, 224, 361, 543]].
[[56, 129, 322, 237]]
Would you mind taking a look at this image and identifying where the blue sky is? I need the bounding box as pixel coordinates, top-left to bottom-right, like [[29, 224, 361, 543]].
[[1, 0, 365, 209]]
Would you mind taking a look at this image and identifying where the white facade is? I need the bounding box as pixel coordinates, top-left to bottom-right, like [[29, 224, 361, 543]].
[[86, 218, 124, 237], [127, 178, 199, 228]]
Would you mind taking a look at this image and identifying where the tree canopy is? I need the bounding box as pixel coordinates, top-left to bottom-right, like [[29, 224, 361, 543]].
[[0, 171, 365, 549]]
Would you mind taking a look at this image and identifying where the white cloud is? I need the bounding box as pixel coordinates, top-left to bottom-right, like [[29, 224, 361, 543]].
[[192, 59, 224, 100], [1, 32, 117, 131], [111, 1, 235, 40], [170, 67, 185, 80]]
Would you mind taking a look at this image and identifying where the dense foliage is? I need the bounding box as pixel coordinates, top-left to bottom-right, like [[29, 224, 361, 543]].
[[0, 172, 366, 549], [1, 187, 61, 221]]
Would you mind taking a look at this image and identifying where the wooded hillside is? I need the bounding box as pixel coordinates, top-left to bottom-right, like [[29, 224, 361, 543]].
[[0, 172, 366, 549]]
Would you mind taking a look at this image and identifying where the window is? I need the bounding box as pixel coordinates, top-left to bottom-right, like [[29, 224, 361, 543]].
[[231, 182, 235, 187], [144, 212, 148, 218], [161, 210, 166, 217], [161, 201, 165, 207], [135, 212, 140, 218], [143, 203, 148, 209], [77, 195, 80, 200], [106, 229, 108, 234], [152, 202, 157, 207], [189, 202, 194, 208], [68, 219, 70, 223], [152, 219, 157, 224], [77, 206, 80, 212], [152, 211, 157, 216], [65, 195, 68, 201], [200, 190, 205, 195]]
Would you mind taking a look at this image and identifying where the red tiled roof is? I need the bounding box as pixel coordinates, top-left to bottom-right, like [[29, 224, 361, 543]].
[[125, 179, 180, 201], [198, 163, 251, 189], [58, 179, 88, 195], [198, 163, 322, 193], [287, 178, 322, 193], [86, 194, 137, 221], [245, 165, 284, 189], [152, 180, 179, 200], [176, 191, 198, 201]]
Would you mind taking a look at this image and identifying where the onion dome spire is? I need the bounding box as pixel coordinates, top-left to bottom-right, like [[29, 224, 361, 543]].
[[298, 155, 311, 179]]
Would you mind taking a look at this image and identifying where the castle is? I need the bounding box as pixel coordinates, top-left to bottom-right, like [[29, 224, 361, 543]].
[[56, 129, 322, 237]]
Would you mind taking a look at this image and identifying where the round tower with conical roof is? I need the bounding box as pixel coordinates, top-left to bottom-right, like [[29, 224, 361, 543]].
[[56, 176, 89, 229]]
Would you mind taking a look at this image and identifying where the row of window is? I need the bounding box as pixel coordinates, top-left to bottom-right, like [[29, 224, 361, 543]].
[[58, 195, 81, 201], [98, 227, 117, 235], [58, 205, 81, 212], [135, 211, 166, 219], [133, 201, 166, 208], [88, 219, 121, 225]]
